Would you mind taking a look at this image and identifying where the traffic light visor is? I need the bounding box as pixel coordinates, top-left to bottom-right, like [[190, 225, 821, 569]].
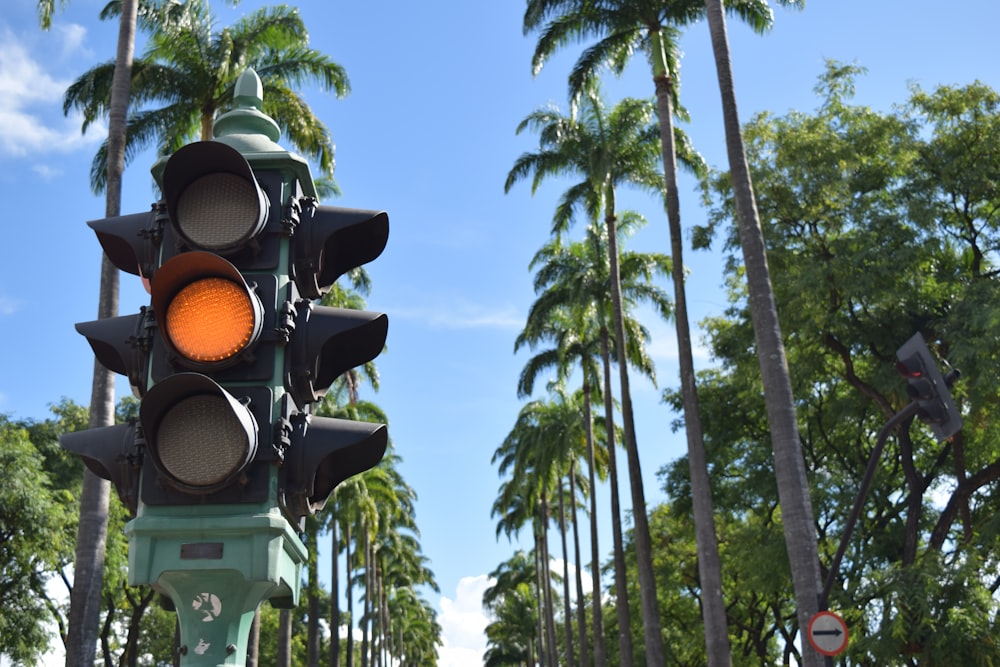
[[59, 422, 140, 513], [162, 141, 268, 252], [87, 210, 158, 278], [294, 206, 389, 299], [141, 373, 258, 493], [152, 252, 263, 367]]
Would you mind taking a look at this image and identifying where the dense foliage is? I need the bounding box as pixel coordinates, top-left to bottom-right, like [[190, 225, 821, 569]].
[[489, 65, 1000, 666]]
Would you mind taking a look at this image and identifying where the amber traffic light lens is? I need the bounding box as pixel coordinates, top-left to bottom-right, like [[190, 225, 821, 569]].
[[165, 277, 256, 362], [156, 393, 252, 487], [176, 173, 263, 250]]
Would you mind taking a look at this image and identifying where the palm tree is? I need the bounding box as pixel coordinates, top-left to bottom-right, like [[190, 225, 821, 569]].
[[701, 2, 822, 663], [386, 587, 441, 667], [506, 86, 671, 664], [484, 551, 540, 667], [65, 0, 349, 193], [522, 2, 790, 662], [517, 217, 671, 665], [39, 0, 138, 664], [492, 402, 571, 666]]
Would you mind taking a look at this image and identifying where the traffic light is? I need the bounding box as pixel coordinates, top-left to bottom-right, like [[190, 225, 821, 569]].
[[896, 332, 962, 441], [65, 140, 390, 515], [61, 68, 390, 665]]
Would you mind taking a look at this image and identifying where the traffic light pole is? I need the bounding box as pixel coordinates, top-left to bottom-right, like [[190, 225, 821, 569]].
[[818, 401, 918, 611], [127, 470, 307, 666], [819, 365, 959, 611]]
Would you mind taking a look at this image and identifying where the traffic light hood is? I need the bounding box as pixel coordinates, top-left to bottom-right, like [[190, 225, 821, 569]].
[[162, 141, 270, 253]]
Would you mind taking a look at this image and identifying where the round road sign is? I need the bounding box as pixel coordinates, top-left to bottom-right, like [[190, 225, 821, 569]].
[[807, 610, 849, 657]]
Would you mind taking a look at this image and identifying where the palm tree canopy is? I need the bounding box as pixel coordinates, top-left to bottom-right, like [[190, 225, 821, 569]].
[[517, 219, 671, 397], [506, 87, 675, 233], [524, 0, 778, 98], [65, 0, 349, 193]]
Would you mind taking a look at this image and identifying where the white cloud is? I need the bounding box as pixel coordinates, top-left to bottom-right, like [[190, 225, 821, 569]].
[[0, 27, 104, 158], [437, 574, 492, 667], [31, 163, 62, 180], [393, 299, 524, 330], [0, 296, 17, 315], [55, 24, 88, 58], [645, 317, 714, 369], [551, 558, 593, 598]]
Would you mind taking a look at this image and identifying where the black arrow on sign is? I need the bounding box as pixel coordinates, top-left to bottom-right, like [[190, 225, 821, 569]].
[[813, 629, 843, 637]]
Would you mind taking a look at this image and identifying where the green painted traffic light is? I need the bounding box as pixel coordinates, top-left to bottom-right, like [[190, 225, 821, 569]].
[[896, 332, 962, 441], [61, 68, 390, 666]]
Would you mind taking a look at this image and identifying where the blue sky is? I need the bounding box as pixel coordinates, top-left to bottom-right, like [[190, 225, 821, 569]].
[[3, 0, 1000, 664]]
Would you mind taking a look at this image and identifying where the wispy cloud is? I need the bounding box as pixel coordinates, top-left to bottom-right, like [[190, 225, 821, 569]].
[[0, 27, 104, 158], [645, 317, 714, 368], [0, 296, 18, 316], [392, 298, 524, 330]]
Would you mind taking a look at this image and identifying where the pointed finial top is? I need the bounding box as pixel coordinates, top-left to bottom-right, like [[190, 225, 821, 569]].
[[233, 68, 264, 110], [213, 68, 280, 143]]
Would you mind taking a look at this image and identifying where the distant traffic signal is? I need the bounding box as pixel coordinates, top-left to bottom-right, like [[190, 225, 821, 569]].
[[896, 332, 962, 441]]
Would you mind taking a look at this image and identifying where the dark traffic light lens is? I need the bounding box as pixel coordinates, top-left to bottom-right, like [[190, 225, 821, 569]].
[[176, 172, 264, 250], [165, 277, 257, 363], [156, 394, 253, 488]]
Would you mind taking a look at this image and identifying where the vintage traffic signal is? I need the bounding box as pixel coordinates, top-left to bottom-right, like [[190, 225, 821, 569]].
[[61, 68, 390, 666], [896, 332, 962, 442]]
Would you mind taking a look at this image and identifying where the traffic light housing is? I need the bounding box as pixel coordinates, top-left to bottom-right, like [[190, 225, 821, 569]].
[[60, 67, 389, 666], [896, 332, 962, 442], [64, 138, 390, 518]]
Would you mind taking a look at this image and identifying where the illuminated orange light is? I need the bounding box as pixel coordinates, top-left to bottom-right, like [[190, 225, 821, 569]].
[[165, 277, 255, 362]]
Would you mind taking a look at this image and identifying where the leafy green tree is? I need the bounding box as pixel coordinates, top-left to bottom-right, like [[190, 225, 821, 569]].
[[698, 63, 1000, 665], [0, 419, 71, 664], [0, 404, 89, 665]]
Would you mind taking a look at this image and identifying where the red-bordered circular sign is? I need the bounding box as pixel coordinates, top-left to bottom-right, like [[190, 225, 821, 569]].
[[807, 610, 849, 657]]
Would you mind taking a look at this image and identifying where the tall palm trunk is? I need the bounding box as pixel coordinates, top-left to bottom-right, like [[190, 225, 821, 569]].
[[330, 502, 342, 667], [580, 375, 608, 666], [346, 521, 355, 667], [603, 190, 665, 666], [66, 2, 136, 665], [556, 477, 576, 667], [246, 613, 259, 667], [537, 496, 558, 667], [277, 610, 292, 667], [599, 326, 634, 666], [703, 3, 823, 665], [307, 520, 321, 667], [532, 543, 547, 667], [650, 29, 733, 667], [568, 460, 589, 667], [361, 528, 372, 667]]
